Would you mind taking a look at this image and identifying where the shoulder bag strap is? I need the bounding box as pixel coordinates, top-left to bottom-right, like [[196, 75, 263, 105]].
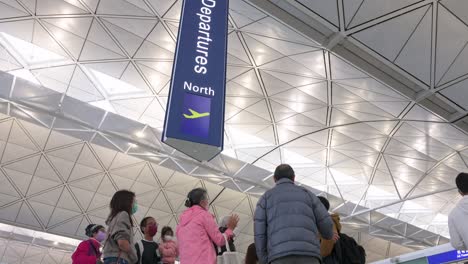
[[222, 233, 231, 253], [102, 219, 122, 263], [136, 240, 143, 264], [88, 240, 99, 256]]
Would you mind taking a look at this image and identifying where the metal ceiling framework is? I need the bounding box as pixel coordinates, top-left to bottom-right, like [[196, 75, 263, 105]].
[[0, 68, 450, 262], [0, 223, 78, 264], [246, 0, 468, 237], [0, 0, 467, 262]]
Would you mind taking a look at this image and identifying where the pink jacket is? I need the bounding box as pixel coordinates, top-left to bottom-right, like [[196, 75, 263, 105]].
[[176, 206, 233, 264], [72, 239, 101, 264], [159, 240, 178, 264]]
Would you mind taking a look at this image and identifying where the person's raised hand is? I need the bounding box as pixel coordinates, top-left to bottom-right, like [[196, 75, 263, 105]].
[[332, 232, 340, 242], [227, 214, 239, 230]]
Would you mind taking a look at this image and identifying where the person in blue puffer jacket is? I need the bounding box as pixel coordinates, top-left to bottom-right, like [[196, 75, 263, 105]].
[[254, 164, 337, 264]]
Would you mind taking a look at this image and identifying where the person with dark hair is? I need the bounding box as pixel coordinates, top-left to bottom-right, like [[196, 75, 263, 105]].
[[103, 190, 138, 264], [135, 216, 162, 264], [245, 243, 258, 264], [254, 164, 335, 264], [159, 226, 178, 264], [317, 196, 341, 259], [176, 188, 240, 264], [449, 172, 468, 250], [72, 224, 106, 264]]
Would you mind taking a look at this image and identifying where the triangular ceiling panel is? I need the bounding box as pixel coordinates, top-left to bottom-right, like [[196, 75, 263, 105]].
[[435, 4, 468, 85], [41, 17, 92, 59], [261, 56, 323, 78], [243, 34, 283, 66], [56, 188, 81, 213], [0, 201, 21, 222], [4, 154, 40, 175], [227, 32, 251, 66], [29, 187, 63, 207], [16, 202, 41, 228], [135, 38, 174, 60], [229, 0, 266, 28], [295, 0, 338, 27], [247, 33, 319, 56], [36, 0, 88, 15], [146, 0, 174, 16], [87, 193, 111, 212], [353, 5, 430, 62], [7, 120, 37, 150], [97, 0, 153, 16], [0, 45, 22, 71], [163, 0, 181, 19], [27, 176, 61, 196], [136, 164, 158, 186], [68, 163, 102, 182], [68, 66, 104, 102], [145, 22, 175, 52], [346, 0, 422, 28], [228, 70, 264, 96], [260, 70, 293, 96], [70, 186, 94, 210], [394, 5, 432, 84], [438, 37, 468, 85], [79, 19, 126, 60], [0, 20, 70, 59], [104, 17, 156, 38], [3, 168, 33, 196], [0, 0, 30, 19], [35, 155, 61, 181], [103, 19, 147, 56], [441, 0, 468, 25], [0, 171, 21, 201], [76, 144, 103, 170], [31, 65, 75, 93], [47, 207, 81, 228]]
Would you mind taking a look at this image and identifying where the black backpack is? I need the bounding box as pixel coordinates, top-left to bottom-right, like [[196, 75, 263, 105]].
[[335, 233, 366, 264]]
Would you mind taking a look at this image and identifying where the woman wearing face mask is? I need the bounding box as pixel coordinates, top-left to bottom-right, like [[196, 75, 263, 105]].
[[103, 190, 138, 264], [176, 188, 240, 264], [159, 226, 178, 264], [72, 224, 106, 264]]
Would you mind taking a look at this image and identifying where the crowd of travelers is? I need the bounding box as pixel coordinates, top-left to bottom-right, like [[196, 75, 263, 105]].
[[71, 165, 468, 264]]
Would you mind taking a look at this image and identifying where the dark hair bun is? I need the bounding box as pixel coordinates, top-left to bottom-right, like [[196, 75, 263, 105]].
[[184, 198, 192, 208], [85, 224, 96, 237], [185, 188, 207, 208], [85, 224, 103, 237]]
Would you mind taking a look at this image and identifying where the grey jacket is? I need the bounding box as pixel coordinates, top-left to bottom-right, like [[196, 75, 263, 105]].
[[254, 178, 334, 264], [103, 211, 138, 263]]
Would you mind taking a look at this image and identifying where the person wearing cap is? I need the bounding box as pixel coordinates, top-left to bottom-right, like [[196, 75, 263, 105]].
[[72, 224, 107, 264]]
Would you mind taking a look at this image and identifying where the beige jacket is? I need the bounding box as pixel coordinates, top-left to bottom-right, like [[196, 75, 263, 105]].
[[320, 213, 342, 257]]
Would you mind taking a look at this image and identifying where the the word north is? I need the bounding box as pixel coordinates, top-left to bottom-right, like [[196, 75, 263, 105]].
[[183, 81, 215, 97]]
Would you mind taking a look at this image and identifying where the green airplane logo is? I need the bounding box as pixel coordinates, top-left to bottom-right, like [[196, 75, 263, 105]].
[[183, 108, 210, 119]]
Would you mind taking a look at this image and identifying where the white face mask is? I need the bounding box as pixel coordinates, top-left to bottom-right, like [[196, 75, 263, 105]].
[[164, 235, 173, 241]]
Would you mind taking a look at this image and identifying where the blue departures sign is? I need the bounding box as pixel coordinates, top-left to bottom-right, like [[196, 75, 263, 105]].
[[162, 0, 229, 161], [427, 250, 468, 264]]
